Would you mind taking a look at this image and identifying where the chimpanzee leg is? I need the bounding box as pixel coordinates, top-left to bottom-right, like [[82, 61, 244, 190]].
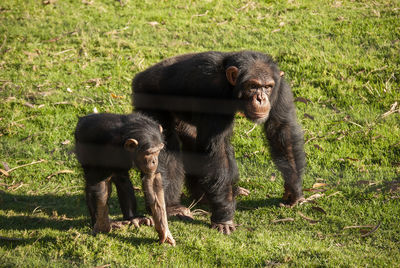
[[84, 168, 112, 233], [264, 110, 306, 206], [177, 121, 205, 203], [111, 171, 154, 228], [112, 171, 137, 220], [194, 115, 237, 233], [83, 168, 112, 228], [161, 150, 192, 220]]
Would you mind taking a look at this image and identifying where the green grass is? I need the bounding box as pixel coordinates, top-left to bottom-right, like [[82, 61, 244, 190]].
[[1, 0, 399, 266]]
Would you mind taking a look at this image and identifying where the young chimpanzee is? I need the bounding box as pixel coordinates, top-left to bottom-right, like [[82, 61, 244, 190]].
[[132, 51, 306, 234], [75, 112, 176, 245]]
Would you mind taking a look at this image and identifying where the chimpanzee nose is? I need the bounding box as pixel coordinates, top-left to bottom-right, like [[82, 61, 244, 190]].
[[256, 93, 265, 105], [148, 157, 157, 167]]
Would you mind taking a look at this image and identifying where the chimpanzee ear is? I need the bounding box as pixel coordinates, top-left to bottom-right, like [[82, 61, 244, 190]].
[[159, 124, 163, 133], [124, 138, 139, 152], [226, 66, 239, 86], [280, 71, 285, 77]]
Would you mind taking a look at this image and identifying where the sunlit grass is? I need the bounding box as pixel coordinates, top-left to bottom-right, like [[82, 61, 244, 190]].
[[0, 0, 399, 266]]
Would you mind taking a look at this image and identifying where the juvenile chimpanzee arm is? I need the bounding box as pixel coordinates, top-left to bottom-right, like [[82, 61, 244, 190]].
[[264, 81, 305, 206]]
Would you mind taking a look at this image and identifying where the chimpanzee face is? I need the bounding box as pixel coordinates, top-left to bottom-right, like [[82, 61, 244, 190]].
[[226, 61, 283, 124], [135, 143, 164, 174], [239, 77, 273, 124], [124, 139, 164, 175]]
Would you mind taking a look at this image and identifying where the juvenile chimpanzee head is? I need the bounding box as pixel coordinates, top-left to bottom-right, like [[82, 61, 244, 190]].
[[225, 51, 284, 124], [123, 114, 164, 174]]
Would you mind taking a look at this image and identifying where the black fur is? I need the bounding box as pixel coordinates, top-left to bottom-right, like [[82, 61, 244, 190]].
[[75, 112, 185, 225], [132, 51, 305, 225]]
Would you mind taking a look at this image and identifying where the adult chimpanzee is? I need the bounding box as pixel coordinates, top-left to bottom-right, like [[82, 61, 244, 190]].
[[132, 51, 306, 234], [75, 112, 177, 245]]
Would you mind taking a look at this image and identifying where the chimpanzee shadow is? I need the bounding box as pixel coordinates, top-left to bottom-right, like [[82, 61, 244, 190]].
[[0, 191, 86, 217], [0, 190, 87, 233], [0, 191, 150, 231], [0, 191, 171, 248], [0, 234, 57, 249], [236, 197, 283, 211], [108, 233, 160, 246]]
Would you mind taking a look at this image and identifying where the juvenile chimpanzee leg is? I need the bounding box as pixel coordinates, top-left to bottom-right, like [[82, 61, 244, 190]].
[[112, 172, 154, 228], [264, 88, 306, 206], [112, 171, 137, 220], [85, 174, 112, 233], [83, 168, 111, 228]]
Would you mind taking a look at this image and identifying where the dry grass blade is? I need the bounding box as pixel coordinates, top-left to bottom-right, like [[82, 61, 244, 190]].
[[304, 113, 315, 120], [294, 97, 309, 105], [343, 225, 376, 229], [188, 193, 205, 210], [381, 102, 398, 118], [305, 193, 325, 202], [304, 188, 326, 193], [327, 191, 341, 197], [361, 222, 381, 237], [271, 218, 295, 224], [94, 265, 111, 268], [46, 170, 74, 179], [311, 206, 327, 214], [313, 182, 328, 188], [298, 211, 320, 224], [192, 209, 210, 216], [7, 159, 46, 173], [0, 169, 9, 177], [245, 124, 257, 135]]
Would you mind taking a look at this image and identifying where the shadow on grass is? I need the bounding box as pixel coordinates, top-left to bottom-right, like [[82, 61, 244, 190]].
[[108, 233, 163, 246], [0, 190, 87, 217], [0, 235, 57, 249], [236, 197, 283, 211], [0, 214, 86, 231], [0, 190, 210, 248]]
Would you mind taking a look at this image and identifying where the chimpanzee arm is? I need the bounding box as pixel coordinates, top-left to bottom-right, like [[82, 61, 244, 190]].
[[264, 81, 306, 206], [195, 114, 238, 232]]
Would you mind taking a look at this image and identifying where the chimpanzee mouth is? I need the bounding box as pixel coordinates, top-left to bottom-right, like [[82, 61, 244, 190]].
[[245, 111, 270, 124]]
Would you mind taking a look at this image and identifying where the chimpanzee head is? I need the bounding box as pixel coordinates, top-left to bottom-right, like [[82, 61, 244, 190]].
[[225, 52, 284, 124], [123, 114, 164, 174]]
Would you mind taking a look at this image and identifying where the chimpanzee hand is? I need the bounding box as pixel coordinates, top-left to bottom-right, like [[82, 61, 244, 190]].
[[211, 220, 236, 235], [237, 186, 250, 196], [109, 216, 154, 230]]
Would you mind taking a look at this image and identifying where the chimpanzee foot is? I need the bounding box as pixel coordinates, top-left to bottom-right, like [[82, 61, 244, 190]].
[[279, 196, 306, 208], [130, 216, 154, 227], [110, 220, 131, 229], [108, 216, 154, 230], [167, 206, 194, 221], [211, 220, 236, 235], [237, 186, 250, 196]]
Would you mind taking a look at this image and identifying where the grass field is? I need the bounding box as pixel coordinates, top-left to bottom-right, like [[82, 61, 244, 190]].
[[1, 0, 399, 266]]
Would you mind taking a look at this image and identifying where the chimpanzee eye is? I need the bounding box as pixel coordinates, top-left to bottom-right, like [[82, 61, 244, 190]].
[[264, 86, 272, 95]]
